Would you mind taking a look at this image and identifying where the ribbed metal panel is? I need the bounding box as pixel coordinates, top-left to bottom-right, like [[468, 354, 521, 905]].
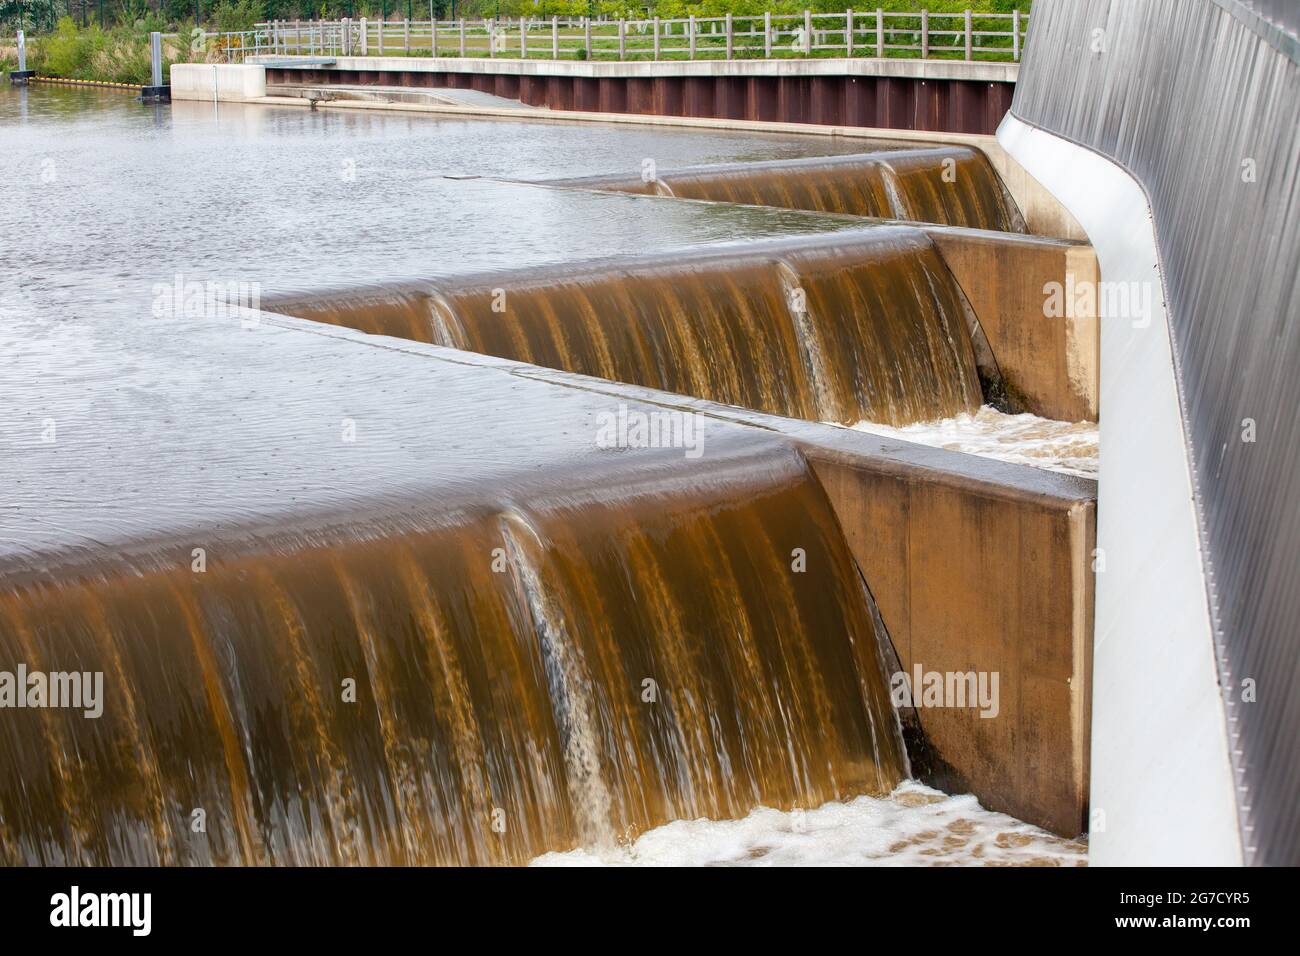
[[1012, 0, 1298, 865]]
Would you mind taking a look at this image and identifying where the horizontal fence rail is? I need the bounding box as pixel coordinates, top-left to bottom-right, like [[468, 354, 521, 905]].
[[195, 10, 1026, 64]]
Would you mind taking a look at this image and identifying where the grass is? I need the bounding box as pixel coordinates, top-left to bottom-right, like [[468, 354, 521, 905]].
[[18, 18, 197, 85]]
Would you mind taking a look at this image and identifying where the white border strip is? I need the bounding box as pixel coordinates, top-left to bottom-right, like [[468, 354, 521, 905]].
[[998, 114, 1241, 866]]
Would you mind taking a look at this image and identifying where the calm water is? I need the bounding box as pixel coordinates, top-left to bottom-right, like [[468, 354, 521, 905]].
[[0, 85, 872, 316]]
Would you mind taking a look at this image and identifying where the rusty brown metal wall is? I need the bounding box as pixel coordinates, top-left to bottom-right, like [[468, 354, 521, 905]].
[[267, 67, 1013, 134]]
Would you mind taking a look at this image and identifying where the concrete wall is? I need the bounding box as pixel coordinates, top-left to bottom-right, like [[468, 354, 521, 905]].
[[926, 227, 1098, 421], [811, 453, 1094, 837], [170, 63, 267, 101]]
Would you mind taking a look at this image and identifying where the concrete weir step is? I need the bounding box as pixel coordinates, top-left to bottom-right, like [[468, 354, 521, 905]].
[[269, 82, 538, 110]]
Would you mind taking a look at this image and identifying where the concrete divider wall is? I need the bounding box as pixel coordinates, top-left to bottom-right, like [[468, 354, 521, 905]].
[[925, 228, 1099, 421], [171, 63, 267, 101], [810, 452, 1094, 837]]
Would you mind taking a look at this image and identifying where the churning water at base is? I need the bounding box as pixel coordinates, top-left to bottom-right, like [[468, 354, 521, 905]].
[[848, 407, 1099, 479], [531, 781, 1087, 867], [271, 228, 988, 427]]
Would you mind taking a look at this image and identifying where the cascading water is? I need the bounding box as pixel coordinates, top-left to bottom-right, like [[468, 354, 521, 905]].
[[270, 228, 988, 427], [0, 443, 906, 865], [546, 147, 1028, 233]]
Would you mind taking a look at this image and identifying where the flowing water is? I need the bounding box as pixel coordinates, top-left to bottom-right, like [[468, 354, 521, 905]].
[[532, 781, 1088, 867], [269, 227, 988, 427], [0, 86, 1077, 868], [850, 407, 1099, 479], [0, 86, 939, 865], [547, 147, 1028, 233]]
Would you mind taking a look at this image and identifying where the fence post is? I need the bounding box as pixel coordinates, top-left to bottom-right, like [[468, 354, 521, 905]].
[[846, 9, 853, 56], [459, 19, 465, 57], [804, 9, 813, 55], [920, 10, 928, 59], [653, 16, 660, 60], [343, 17, 352, 56], [360, 17, 369, 55], [965, 9, 973, 61], [725, 14, 733, 59], [551, 17, 558, 59], [585, 17, 591, 59], [378, 16, 385, 55], [1012, 10, 1021, 61], [520, 19, 526, 59], [689, 15, 696, 59], [876, 8, 884, 57], [618, 19, 625, 60], [404, 18, 409, 53], [764, 12, 772, 58]]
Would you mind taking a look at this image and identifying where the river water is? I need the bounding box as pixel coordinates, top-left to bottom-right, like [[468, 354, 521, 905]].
[[0, 85, 1086, 867]]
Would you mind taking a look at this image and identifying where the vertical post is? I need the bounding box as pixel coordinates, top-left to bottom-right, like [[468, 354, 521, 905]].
[[920, 9, 928, 59], [846, 9, 853, 56], [460, 18, 466, 57], [876, 8, 884, 57], [585, 17, 591, 59], [804, 9, 813, 55], [964, 9, 973, 61], [404, 18, 410, 53], [360, 17, 368, 55], [379, 16, 385, 55], [725, 13, 733, 59], [653, 17, 660, 60], [689, 15, 696, 59], [17, 30, 27, 73], [552, 17, 558, 59], [764, 12, 771, 58], [618, 19, 625, 60], [150, 31, 162, 87], [520, 18, 526, 59], [1012, 10, 1021, 61]]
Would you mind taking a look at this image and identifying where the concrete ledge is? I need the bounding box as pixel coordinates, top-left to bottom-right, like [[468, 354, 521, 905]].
[[926, 227, 1099, 421], [251, 53, 1019, 84], [811, 453, 1094, 837], [170, 63, 267, 101]]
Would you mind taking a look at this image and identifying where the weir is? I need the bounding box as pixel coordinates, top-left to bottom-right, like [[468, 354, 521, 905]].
[[270, 229, 990, 427], [548, 148, 1028, 233], [2, 74, 1103, 866]]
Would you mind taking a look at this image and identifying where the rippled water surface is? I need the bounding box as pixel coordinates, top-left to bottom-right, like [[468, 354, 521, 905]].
[[0, 84, 871, 315]]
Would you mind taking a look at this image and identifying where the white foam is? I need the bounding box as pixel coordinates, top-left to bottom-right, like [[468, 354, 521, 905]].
[[530, 781, 1086, 867], [847, 406, 1098, 479]]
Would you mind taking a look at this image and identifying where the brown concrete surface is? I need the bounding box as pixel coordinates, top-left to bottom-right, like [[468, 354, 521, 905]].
[[809, 451, 1094, 837], [926, 228, 1100, 422]]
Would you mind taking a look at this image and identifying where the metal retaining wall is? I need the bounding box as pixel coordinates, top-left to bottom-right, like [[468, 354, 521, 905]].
[[1012, 0, 1299, 865], [264, 65, 1015, 134]]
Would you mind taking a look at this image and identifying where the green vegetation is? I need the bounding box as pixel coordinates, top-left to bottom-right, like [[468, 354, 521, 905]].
[[0, 1, 1029, 83], [16, 16, 195, 84]]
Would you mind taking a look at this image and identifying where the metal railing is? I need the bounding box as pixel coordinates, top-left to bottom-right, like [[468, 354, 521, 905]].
[[208, 10, 1026, 64]]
